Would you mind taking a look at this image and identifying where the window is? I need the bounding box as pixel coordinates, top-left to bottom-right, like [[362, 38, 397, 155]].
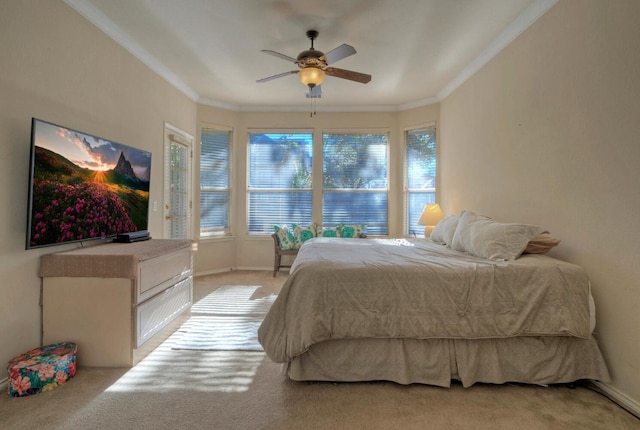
[[247, 132, 313, 234], [200, 126, 231, 237], [322, 132, 389, 235], [405, 125, 437, 237]]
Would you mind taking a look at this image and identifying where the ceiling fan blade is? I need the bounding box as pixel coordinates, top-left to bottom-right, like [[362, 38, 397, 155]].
[[325, 67, 371, 84], [261, 49, 298, 63], [323, 44, 356, 65], [306, 85, 322, 98], [256, 70, 298, 83]]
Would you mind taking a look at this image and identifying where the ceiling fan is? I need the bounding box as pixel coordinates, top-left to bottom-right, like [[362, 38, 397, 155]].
[[256, 30, 372, 98]]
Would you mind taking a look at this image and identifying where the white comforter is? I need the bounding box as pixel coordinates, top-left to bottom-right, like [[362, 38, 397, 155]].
[[258, 238, 592, 363]]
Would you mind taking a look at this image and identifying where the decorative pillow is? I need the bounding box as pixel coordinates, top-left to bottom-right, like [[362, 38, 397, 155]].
[[293, 224, 317, 247], [451, 210, 544, 261], [274, 225, 296, 250], [317, 225, 341, 238], [450, 211, 488, 252], [340, 224, 365, 238], [429, 215, 459, 245], [524, 232, 561, 254]]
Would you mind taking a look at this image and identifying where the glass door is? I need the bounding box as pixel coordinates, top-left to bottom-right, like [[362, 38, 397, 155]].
[[164, 123, 193, 239]]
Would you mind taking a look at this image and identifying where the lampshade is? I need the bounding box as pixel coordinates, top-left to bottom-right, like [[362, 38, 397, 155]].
[[418, 203, 443, 236], [299, 67, 325, 87]]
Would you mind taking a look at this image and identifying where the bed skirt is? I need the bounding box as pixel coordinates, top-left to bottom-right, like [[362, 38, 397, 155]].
[[286, 336, 610, 387]]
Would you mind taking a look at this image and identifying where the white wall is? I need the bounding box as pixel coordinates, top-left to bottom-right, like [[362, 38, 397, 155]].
[[0, 1, 196, 369], [440, 0, 640, 408]]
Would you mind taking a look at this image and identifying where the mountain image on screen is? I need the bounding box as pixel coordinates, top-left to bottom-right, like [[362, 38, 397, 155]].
[[29, 145, 150, 247], [114, 151, 137, 178]]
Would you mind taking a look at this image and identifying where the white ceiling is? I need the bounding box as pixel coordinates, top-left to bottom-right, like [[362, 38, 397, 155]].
[[65, 0, 557, 111]]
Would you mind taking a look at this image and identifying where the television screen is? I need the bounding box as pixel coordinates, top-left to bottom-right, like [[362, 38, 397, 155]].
[[26, 118, 152, 249]]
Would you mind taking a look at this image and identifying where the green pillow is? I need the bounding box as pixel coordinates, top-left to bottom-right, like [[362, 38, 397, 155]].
[[274, 225, 296, 250], [317, 226, 341, 237], [340, 224, 365, 238], [292, 224, 316, 249]]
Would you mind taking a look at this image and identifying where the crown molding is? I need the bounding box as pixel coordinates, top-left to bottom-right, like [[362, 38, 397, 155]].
[[197, 97, 241, 112], [237, 104, 402, 113], [398, 96, 440, 111], [198, 98, 409, 113]]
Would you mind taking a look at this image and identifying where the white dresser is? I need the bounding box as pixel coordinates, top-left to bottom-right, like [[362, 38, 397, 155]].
[[40, 239, 193, 367]]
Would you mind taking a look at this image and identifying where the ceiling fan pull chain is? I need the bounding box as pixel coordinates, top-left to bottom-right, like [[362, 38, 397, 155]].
[[308, 88, 314, 116]]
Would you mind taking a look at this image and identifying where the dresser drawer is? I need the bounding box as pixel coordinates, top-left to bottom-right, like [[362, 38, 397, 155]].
[[137, 247, 192, 303], [136, 276, 192, 347]]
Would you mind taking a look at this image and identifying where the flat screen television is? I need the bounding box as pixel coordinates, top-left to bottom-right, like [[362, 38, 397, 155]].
[[26, 118, 152, 249]]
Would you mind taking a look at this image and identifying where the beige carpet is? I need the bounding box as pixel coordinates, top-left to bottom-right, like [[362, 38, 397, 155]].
[[0, 270, 637, 430]]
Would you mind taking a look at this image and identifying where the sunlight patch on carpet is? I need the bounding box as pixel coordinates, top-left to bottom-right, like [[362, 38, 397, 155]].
[[171, 316, 264, 351], [191, 284, 276, 317], [105, 349, 266, 393], [172, 285, 276, 351]]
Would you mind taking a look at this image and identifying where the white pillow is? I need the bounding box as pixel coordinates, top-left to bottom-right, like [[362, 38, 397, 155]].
[[451, 210, 544, 261], [430, 215, 459, 245]]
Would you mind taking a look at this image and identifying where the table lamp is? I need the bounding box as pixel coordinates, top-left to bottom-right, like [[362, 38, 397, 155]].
[[418, 203, 443, 237]]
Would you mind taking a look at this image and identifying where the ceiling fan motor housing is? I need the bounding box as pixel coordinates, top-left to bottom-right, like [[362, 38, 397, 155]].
[[297, 51, 326, 68], [298, 29, 326, 68]]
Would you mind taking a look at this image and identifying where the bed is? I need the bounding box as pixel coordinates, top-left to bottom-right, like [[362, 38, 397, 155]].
[[258, 211, 610, 387]]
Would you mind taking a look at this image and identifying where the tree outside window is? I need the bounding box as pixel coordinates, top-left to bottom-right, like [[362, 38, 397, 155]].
[[405, 125, 437, 237], [322, 133, 389, 235]]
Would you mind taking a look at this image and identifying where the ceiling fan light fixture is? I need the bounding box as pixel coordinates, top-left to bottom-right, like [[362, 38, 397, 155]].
[[299, 67, 325, 87]]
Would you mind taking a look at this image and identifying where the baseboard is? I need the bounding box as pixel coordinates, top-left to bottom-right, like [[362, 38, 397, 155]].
[[194, 267, 237, 277], [235, 265, 275, 272], [589, 381, 640, 419], [194, 266, 276, 277]]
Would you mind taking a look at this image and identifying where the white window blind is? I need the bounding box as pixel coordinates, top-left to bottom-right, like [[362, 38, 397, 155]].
[[247, 132, 313, 234], [405, 125, 437, 237], [200, 127, 231, 237], [322, 132, 389, 235]]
